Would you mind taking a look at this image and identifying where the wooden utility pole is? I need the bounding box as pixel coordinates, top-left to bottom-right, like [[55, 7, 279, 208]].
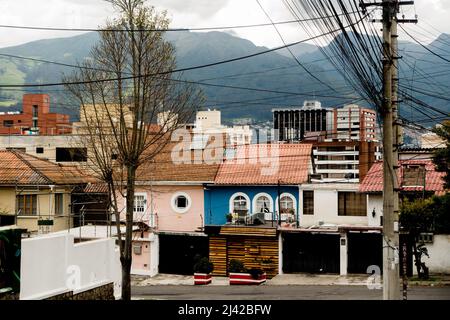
[[381, 0, 400, 300], [361, 0, 417, 300]]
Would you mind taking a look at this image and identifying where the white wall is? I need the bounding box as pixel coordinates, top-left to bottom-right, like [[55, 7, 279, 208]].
[[299, 184, 368, 227], [416, 235, 450, 275], [367, 194, 383, 227], [20, 233, 121, 300]]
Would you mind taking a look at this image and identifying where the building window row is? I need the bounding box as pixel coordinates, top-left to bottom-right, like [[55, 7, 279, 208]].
[[229, 192, 296, 215]]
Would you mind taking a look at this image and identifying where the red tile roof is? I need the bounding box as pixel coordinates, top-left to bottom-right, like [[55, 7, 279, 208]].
[[83, 183, 109, 194], [214, 144, 312, 185], [135, 141, 221, 183], [359, 160, 446, 194], [0, 150, 88, 185]]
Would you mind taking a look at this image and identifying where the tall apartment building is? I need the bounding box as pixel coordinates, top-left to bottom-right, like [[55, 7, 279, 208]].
[[272, 101, 335, 142], [310, 140, 380, 183], [0, 94, 72, 135], [335, 104, 377, 141], [273, 102, 377, 142], [192, 109, 253, 147]]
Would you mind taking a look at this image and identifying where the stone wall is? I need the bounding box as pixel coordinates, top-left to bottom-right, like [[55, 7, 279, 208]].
[[45, 283, 115, 300], [0, 291, 19, 300]]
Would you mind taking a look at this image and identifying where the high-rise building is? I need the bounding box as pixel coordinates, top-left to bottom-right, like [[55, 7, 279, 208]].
[[272, 101, 335, 142], [273, 101, 378, 142], [334, 104, 377, 141]]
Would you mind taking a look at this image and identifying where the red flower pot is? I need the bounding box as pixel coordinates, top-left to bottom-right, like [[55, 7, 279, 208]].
[[194, 273, 212, 285], [229, 272, 267, 285]]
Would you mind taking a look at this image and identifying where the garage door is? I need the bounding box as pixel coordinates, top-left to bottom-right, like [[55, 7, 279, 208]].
[[159, 234, 209, 275], [282, 233, 340, 274], [347, 232, 382, 274]]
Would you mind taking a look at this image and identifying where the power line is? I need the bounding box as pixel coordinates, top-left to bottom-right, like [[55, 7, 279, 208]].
[[0, 12, 360, 33], [0, 15, 369, 89]]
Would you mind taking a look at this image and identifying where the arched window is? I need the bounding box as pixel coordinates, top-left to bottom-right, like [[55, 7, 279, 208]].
[[233, 196, 248, 213], [229, 193, 250, 214], [280, 196, 294, 214], [256, 196, 271, 213], [275, 193, 297, 216]]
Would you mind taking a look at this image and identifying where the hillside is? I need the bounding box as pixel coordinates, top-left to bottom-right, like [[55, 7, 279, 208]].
[[0, 31, 448, 124]]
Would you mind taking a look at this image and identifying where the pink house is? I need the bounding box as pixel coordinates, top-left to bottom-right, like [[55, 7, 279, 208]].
[[117, 142, 220, 276]]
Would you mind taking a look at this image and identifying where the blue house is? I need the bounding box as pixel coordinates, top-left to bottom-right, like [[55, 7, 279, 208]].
[[204, 144, 313, 226]]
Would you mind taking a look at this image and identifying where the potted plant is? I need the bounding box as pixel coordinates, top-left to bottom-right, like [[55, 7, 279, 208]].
[[228, 259, 266, 285], [193, 257, 214, 285], [226, 213, 233, 223]]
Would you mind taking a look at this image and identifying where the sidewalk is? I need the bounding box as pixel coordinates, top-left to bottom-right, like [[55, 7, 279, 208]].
[[132, 273, 450, 287], [132, 273, 370, 286]]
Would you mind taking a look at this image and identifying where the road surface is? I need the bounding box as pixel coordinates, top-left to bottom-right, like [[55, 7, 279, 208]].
[[132, 285, 450, 300]]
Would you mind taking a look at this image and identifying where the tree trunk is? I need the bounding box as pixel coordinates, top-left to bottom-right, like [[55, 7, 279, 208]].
[[121, 164, 137, 300], [120, 255, 132, 300]]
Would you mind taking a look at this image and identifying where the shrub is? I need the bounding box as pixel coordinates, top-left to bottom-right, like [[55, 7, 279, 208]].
[[228, 259, 247, 273], [193, 257, 214, 274], [248, 268, 264, 280]]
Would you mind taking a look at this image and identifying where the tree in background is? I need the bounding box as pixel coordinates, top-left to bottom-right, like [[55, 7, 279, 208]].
[[432, 120, 450, 189], [64, 0, 203, 300]]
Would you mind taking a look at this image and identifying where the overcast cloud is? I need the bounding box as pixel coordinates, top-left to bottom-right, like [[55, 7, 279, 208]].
[[0, 0, 448, 49]]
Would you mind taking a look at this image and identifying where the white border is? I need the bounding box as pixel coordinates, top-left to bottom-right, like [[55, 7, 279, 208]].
[[229, 192, 250, 213], [252, 192, 274, 213], [275, 192, 297, 214], [171, 192, 192, 214]]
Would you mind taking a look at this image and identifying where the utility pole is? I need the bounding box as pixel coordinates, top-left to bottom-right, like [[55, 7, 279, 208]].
[[381, 0, 399, 300], [361, 0, 417, 300]]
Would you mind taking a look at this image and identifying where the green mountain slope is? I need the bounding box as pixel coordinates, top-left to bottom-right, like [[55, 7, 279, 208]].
[[0, 31, 448, 124]]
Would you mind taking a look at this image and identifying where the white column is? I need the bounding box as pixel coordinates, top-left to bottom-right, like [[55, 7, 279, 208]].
[[278, 233, 283, 275], [340, 232, 348, 276]]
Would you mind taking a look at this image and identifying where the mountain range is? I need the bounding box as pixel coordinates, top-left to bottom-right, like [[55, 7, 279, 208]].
[[0, 30, 448, 125]]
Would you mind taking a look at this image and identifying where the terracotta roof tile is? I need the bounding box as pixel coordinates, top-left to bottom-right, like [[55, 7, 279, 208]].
[[359, 160, 446, 194], [135, 141, 220, 182], [214, 144, 312, 185], [0, 150, 88, 185]]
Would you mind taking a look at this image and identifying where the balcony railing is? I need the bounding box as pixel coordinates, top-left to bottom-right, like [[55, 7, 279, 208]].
[[227, 212, 296, 227]]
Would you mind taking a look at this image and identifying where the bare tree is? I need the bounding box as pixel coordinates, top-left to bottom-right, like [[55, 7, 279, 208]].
[[64, 0, 203, 300]]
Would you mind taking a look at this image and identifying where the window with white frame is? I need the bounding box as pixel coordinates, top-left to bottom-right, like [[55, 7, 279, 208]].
[[171, 192, 192, 213], [232, 196, 248, 214], [133, 194, 146, 214], [255, 195, 271, 213], [280, 195, 295, 214]]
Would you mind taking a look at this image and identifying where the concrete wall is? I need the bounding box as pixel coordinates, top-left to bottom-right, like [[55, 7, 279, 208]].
[[417, 235, 450, 275], [367, 194, 383, 227], [0, 186, 73, 232], [299, 184, 368, 227], [131, 232, 159, 277], [0, 135, 81, 162], [0, 187, 15, 213], [20, 233, 121, 300]]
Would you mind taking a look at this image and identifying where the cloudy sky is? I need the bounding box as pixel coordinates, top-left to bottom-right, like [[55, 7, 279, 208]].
[[0, 0, 449, 49]]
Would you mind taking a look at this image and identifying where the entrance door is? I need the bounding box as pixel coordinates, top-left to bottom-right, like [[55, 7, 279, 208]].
[[159, 234, 209, 275], [283, 233, 340, 273], [347, 232, 382, 274]]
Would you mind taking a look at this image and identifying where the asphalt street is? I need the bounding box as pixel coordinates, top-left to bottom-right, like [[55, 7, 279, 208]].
[[132, 285, 450, 300]]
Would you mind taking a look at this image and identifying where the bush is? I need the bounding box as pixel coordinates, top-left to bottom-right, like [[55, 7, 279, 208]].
[[193, 257, 214, 274], [228, 259, 247, 273], [248, 268, 264, 280]]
